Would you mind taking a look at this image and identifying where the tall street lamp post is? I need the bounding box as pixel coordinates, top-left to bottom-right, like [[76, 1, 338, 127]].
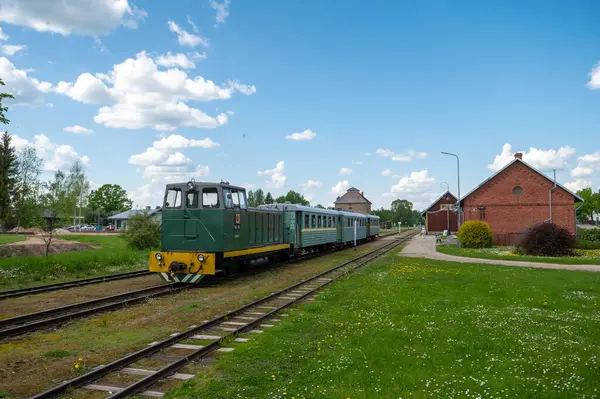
[[441, 152, 461, 234]]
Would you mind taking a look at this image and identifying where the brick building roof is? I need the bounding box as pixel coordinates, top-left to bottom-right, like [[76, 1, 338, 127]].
[[421, 191, 458, 216], [334, 187, 372, 205]]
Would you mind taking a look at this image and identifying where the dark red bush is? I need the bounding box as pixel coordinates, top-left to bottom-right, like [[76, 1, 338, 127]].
[[517, 223, 576, 257]]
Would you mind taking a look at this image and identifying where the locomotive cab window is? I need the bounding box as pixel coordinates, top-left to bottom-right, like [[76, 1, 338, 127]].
[[186, 191, 198, 208], [202, 188, 219, 208], [165, 188, 182, 208]]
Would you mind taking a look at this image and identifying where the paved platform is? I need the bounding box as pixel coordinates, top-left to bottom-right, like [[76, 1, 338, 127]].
[[401, 234, 600, 272]]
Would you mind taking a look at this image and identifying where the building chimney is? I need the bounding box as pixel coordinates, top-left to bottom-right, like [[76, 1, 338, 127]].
[[514, 152, 523, 160], [146, 206, 151, 211], [361, 192, 364, 196]]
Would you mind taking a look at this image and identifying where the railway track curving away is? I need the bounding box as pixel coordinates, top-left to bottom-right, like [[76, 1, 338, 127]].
[[29, 230, 418, 399], [0, 270, 151, 300]]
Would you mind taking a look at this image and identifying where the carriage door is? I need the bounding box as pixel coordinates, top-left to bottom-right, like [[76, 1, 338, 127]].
[[183, 191, 198, 239]]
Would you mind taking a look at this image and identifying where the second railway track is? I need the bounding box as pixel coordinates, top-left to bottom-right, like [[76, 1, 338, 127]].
[[30, 230, 418, 399]]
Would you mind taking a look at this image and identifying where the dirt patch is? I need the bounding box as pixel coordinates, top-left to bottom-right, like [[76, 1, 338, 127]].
[[0, 237, 93, 258]]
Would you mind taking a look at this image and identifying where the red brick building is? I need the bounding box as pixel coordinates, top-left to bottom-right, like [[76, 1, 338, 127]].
[[460, 153, 583, 245], [422, 192, 458, 234]]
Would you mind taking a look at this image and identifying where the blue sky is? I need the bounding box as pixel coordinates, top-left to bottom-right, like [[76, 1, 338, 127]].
[[1, 0, 600, 210]]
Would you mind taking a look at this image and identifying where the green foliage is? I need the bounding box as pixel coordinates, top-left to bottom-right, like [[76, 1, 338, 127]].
[[44, 350, 74, 358], [247, 189, 266, 207], [0, 78, 14, 125], [315, 204, 325, 209], [578, 228, 600, 242], [11, 146, 42, 229], [264, 192, 274, 204], [577, 240, 600, 250], [372, 199, 425, 226], [518, 223, 575, 257], [122, 212, 160, 250], [0, 131, 18, 228], [576, 187, 600, 222], [457, 220, 493, 248], [87, 184, 133, 218]]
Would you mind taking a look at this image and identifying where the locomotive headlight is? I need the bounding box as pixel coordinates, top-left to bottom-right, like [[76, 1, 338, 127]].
[[155, 253, 163, 261], [197, 254, 205, 262]]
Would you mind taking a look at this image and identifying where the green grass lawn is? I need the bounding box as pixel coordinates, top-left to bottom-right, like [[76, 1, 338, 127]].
[[168, 254, 600, 398], [437, 245, 600, 265], [0, 235, 28, 244], [0, 235, 146, 290]]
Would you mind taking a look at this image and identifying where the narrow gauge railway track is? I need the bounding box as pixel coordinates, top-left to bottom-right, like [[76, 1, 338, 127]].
[[0, 270, 151, 300], [0, 283, 188, 339], [1, 231, 406, 339], [31, 231, 418, 399]]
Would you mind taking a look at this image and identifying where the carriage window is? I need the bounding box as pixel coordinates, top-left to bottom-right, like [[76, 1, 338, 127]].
[[332, 217, 336, 228], [165, 189, 182, 208], [328, 216, 331, 228], [186, 192, 198, 208], [305, 214, 309, 228], [317, 216, 322, 228], [202, 188, 219, 208], [312, 215, 316, 228]]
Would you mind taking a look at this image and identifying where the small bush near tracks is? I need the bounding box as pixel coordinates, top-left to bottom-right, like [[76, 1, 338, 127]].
[[578, 228, 600, 243], [122, 213, 160, 250], [518, 223, 575, 257], [457, 220, 493, 248]]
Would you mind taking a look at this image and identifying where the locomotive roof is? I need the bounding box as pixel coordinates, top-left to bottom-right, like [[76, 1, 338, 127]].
[[166, 181, 246, 191]]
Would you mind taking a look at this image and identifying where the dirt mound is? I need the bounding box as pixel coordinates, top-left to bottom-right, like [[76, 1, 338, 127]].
[[7, 227, 42, 234], [0, 238, 92, 258]]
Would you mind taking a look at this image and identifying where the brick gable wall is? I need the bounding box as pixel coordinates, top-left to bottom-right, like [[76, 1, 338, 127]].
[[462, 161, 576, 244]]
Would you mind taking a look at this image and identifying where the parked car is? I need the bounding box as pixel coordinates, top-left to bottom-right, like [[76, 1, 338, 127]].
[[104, 224, 115, 231], [67, 225, 82, 231], [80, 225, 96, 231]]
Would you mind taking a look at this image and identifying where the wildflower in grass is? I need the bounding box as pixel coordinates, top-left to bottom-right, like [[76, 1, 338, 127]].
[[271, 374, 276, 380]]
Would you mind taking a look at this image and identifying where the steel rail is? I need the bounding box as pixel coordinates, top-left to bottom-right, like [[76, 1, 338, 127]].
[[0, 270, 151, 300], [30, 230, 417, 399], [0, 283, 186, 339]]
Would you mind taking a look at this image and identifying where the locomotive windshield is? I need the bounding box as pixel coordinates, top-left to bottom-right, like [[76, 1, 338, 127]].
[[202, 187, 219, 208], [165, 188, 182, 208], [223, 188, 247, 209]]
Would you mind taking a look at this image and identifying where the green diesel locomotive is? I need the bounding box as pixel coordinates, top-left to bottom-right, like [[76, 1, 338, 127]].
[[150, 180, 380, 282]]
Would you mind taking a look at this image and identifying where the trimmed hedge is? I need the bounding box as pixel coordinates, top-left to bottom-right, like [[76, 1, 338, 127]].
[[457, 221, 493, 248], [518, 223, 575, 257]]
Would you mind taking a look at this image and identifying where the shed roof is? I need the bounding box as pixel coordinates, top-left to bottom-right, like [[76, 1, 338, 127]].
[[460, 158, 584, 204], [108, 208, 162, 220], [421, 192, 458, 216], [334, 187, 372, 205]]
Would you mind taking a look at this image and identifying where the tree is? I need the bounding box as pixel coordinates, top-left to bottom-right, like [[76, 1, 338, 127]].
[[0, 78, 14, 125], [122, 212, 160, 250], [264, 192, 274, 204], [87, 184, 133, 221], [577, 187, 599, 222], [37, 171, 72, 257], [0, 132, 18, 228], [12, 146, 42, 229], [283, 190, 310, 206], [247, 190, 256, 207], [391, 199, 415, 225], [67, 160, 90, 227], [254, 189, 265, 206], [315, 204, 325, 209]]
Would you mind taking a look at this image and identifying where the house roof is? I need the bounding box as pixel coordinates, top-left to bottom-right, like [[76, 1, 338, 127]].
[[108, 208, 162, 220], [460, 158, 584, 204], [421, 191, 458, 216], [334, 187, 372, 205]]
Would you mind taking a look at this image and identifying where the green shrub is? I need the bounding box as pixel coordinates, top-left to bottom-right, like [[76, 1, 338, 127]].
[[577, 240, 600, 250], [122, 213, 160, 250], [578, 228, 600, 243], [518, 223, 575, 257], [457, 221, 493, 248]]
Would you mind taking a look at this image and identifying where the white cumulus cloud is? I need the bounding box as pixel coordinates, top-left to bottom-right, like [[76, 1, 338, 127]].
[[330, 180, 349, 195], [564, 179, 592, 192], [52, 51, 255, 131], [0, 0, 146, 36], [155, 52, 198, 69], [392, 151, 428, 162], [571, 151, 600, 177], [376, 148, 394, 157], [0, 44, 25, 56], [300, 180, 321, 190], [381, 169, 392, 176], [258, 161, 287, 189], [0, 57, 52, 106], [210, 0, 230, 24], [10, 133, 90, 171], [64, 125, 94, 135], [338, 167, 352, 176], [0, 27, 7, 41], [390, 170, 436, 195], [168, 20, 208, 48], [488, 143, 576, 172], [285, 129, 316, 141], [587, 62, 600, 89]]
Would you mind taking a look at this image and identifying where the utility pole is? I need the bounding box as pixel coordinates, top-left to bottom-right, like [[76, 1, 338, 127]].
[[441, 152, 461, 233]]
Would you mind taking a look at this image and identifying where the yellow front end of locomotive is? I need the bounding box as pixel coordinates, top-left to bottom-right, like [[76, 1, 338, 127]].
[[149, 251, 217, 276]]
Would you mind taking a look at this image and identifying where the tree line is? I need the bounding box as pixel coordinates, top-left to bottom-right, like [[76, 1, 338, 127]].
[[371, 198, 424, 227], [577, 188, 600, 223]]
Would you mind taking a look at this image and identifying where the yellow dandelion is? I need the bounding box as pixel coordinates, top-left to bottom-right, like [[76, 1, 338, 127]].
[[75, 364, 80, 369], [283, 393, 287, 396], [78, 357, 83, 361]]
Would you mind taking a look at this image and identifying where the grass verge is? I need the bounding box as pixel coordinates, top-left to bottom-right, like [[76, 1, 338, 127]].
[[0, 235, 146, 290], [168, 253, 600, 398], [437, 244, 600, 265], [0, 235, 27, 244]]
